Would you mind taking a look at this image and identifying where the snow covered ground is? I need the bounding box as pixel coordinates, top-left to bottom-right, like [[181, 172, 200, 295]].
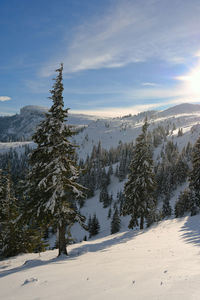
[[1, 215, 200, 300]]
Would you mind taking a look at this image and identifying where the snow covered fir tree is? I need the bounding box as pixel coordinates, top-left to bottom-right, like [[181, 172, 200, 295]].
[[26, 64, 86, 256], [122, 119, 156, 229], [111, 207, 120, 234], [0, 167, 19, 258], [189, 136, 200, 211], [0, 165, 43, 259]]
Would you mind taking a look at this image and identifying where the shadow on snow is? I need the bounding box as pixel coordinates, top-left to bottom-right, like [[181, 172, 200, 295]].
[[0, 228, 143, 279], [179, 214, 200, 247]]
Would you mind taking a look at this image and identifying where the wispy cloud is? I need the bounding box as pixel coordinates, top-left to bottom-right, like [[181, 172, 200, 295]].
[[142, 82, 159, 87], [40, 0, 200, 77], [24, 79, 51, 94], [69, 100, 173, 117], [69, 78, 200, 117], [0, 96, 11, 101], [24, 76, 198, 108], [70, 97, 198, 118]]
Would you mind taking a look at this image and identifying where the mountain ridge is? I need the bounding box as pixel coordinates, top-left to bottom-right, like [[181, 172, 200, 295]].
[[0, 102, 199, 142]]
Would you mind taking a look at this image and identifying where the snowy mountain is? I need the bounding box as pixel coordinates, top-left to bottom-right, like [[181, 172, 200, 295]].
[[1, 102, 200, 173], [1, 103, 200, 149], [1, 215, 200, 300], [73, 103, 200, 159], [157, 103, 200, 118], [0, 105, 102, 142]]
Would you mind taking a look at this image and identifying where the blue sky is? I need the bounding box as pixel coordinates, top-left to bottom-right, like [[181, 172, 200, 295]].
[[1, 0, 200, 116]]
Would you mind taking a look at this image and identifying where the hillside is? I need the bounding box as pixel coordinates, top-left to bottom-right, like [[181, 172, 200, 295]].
[[158, 103, 200, 118], [0, 105, 102, 142], [1, 215, 200, 300], [73, 103, 200, 159]]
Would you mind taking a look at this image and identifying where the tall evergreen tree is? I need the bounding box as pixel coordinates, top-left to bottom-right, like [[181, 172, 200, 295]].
[[162, 193, 172, 217], [189, 137, 200, 210], [122, 120, 156, 229], [111, 207, 120, 234], [0, 168, 19, 258], [175, 189, 191, 217], [89, 214, 100, 238], [27, 64, 86, 256]]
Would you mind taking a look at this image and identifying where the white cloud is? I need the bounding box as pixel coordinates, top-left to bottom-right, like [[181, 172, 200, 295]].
[[0, 96, 11, 101], [142, 82, 159, 87], [70, 97, 198, 118], [69, 101, 171, 117], [40, 0, 200, 77]]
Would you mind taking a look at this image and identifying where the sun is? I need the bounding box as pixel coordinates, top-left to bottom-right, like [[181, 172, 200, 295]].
[[177, 65, 200, 97], [186, 68, 200, 95]]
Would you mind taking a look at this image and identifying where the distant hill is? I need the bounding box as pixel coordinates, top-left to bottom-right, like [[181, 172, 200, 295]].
[[158, 103, 200, 118], [0, 105, 102, 142]]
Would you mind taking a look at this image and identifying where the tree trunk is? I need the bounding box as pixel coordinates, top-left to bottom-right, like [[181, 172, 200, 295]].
[[140, 216, 144, 230], [58, 221, 68, 256]]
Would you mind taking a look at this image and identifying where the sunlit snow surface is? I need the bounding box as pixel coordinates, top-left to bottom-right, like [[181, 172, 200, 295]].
[[1, 216, 200, 300]]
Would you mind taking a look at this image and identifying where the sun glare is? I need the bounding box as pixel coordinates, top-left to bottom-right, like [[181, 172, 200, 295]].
[[187, 69, 200, 95], [177, 65, 200, 97]]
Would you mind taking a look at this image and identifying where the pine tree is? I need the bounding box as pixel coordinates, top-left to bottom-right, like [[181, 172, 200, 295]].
[[175, 189, 191, 217], [122, 120, 156, 229], [99, 185, 112, 208], [178, 128, 183, 137], [111, 207, 120, 234], [175, 155, 189, 185], [89, 214, 100, 238], [189, 137, 200, 210], [107, 207, 112, 219], [0, 167, 41, 258], [162, 194, 172, 217], [27, 64, 86, 256], [87, 215, 92, 231], [118, 155, 127, 181], [0, 168, 19, 258], [115, 165, 119, 177], [190, 189, 198, 216], [108, 164, 113, 175]]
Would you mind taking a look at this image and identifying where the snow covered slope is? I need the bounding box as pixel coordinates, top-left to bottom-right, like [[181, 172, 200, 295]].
[[0, 105, 101, 141], [1, 215, 200, 300], [157, 103, 200, 118], [73, 103, 200, 159], [1, 103, 200, 158]]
